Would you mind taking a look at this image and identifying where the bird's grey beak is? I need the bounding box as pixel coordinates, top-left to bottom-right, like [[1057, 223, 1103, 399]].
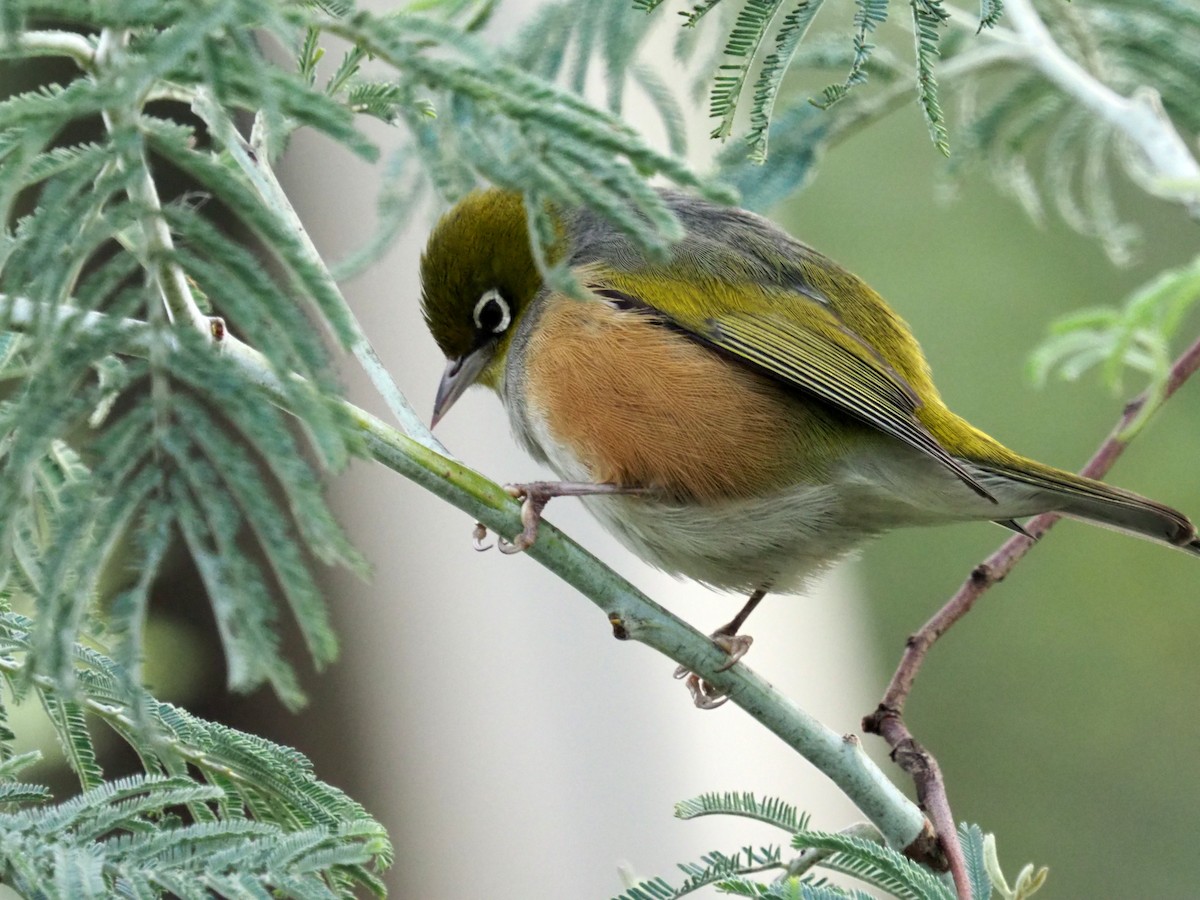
[[432, 344, 494, 428]]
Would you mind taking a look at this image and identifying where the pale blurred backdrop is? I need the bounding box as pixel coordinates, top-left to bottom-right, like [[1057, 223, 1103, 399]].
[[179, 1, 1200, 897]]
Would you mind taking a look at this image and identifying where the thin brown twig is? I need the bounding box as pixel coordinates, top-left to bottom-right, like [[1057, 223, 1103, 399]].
[[864, 332, 1200, 900]]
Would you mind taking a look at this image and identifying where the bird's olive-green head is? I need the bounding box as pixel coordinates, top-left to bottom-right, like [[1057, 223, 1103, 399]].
[[420, 189, 547, 425]]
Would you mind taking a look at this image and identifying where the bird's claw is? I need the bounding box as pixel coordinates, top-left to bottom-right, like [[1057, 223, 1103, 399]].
[[672, 630, 755, 709], [472, 522, 493, 552], [496, 483, 552, 554], [674, 669, 730, 709], [498, 534, 534, 554], [712, 633, 754, 672]]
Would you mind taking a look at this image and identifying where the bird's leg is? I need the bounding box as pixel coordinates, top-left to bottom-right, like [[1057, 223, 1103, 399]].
[[710, 588, 767, 669], [675, 587, 769, 710], [497, 481, 648, 554]]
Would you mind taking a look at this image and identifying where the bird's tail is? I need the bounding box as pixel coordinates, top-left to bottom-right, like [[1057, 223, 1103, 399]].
[[977, 459, 1200, 556]]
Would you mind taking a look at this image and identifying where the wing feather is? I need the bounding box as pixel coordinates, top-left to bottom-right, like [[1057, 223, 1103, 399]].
[[586, 277, 996, 502]]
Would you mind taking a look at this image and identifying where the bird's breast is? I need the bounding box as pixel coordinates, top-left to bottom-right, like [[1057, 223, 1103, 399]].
[[507, 296, 847, 503]]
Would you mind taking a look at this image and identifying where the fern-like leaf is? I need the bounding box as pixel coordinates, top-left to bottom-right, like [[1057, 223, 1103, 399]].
[[0, 609, 392, 892], [614, 845, 784, 900], [710, 0, 785, 140], [813, 0, 888, 112], [792, 831, 953, 899], [0, 774, 388, 898], [675, 791, 809, 833], [957, 823, 993, 900], [747, 0, 825, 161], [909, 0, 950, 154], [977, 0, 1004, 30]]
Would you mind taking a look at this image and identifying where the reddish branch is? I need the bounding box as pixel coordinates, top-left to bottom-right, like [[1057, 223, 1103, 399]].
[[864, 333, 1200, 900]]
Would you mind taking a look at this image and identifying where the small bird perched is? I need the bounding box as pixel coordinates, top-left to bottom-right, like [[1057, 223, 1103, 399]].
[[420, 187, 1198, 703]]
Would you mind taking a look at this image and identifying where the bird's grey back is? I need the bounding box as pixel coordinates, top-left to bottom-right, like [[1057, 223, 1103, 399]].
[[565, 189, 837, 303]]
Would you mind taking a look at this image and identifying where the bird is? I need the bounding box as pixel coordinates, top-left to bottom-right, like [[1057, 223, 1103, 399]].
[[419, 187, 1199, 705]]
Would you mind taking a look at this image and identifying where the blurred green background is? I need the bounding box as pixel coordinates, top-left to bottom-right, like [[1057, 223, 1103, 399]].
[[787, 107, 1200, 898]]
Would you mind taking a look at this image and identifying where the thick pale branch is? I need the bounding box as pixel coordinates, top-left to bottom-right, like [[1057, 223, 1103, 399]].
[[4, 30, 96, 67], [996, 0, 1200, 212]]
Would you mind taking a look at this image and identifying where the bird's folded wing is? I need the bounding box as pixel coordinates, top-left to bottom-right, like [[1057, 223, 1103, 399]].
[[685, 312, 994, 501], [588, 277, 995, 502]]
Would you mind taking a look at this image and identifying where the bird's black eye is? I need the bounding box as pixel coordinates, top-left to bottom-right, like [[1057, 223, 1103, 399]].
[[472, 289, 511, 335]]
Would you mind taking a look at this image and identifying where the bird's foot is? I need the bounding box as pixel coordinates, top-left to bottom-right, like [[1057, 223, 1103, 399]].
[[712, 631, 755, 671], [673, 632, 755, 710], [488, 481, 646, 554], [497, 482, 554, 555], [673, 589, 768, 710]]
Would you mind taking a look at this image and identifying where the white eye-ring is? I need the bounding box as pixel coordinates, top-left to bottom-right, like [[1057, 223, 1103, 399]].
[[473, 289, 511, 334]]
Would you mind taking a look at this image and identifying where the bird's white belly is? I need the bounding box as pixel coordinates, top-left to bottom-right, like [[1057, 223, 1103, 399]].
[[507, 384, 1041, 594], [511, 400, 875, 592], [581, 486, 865, 593]]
